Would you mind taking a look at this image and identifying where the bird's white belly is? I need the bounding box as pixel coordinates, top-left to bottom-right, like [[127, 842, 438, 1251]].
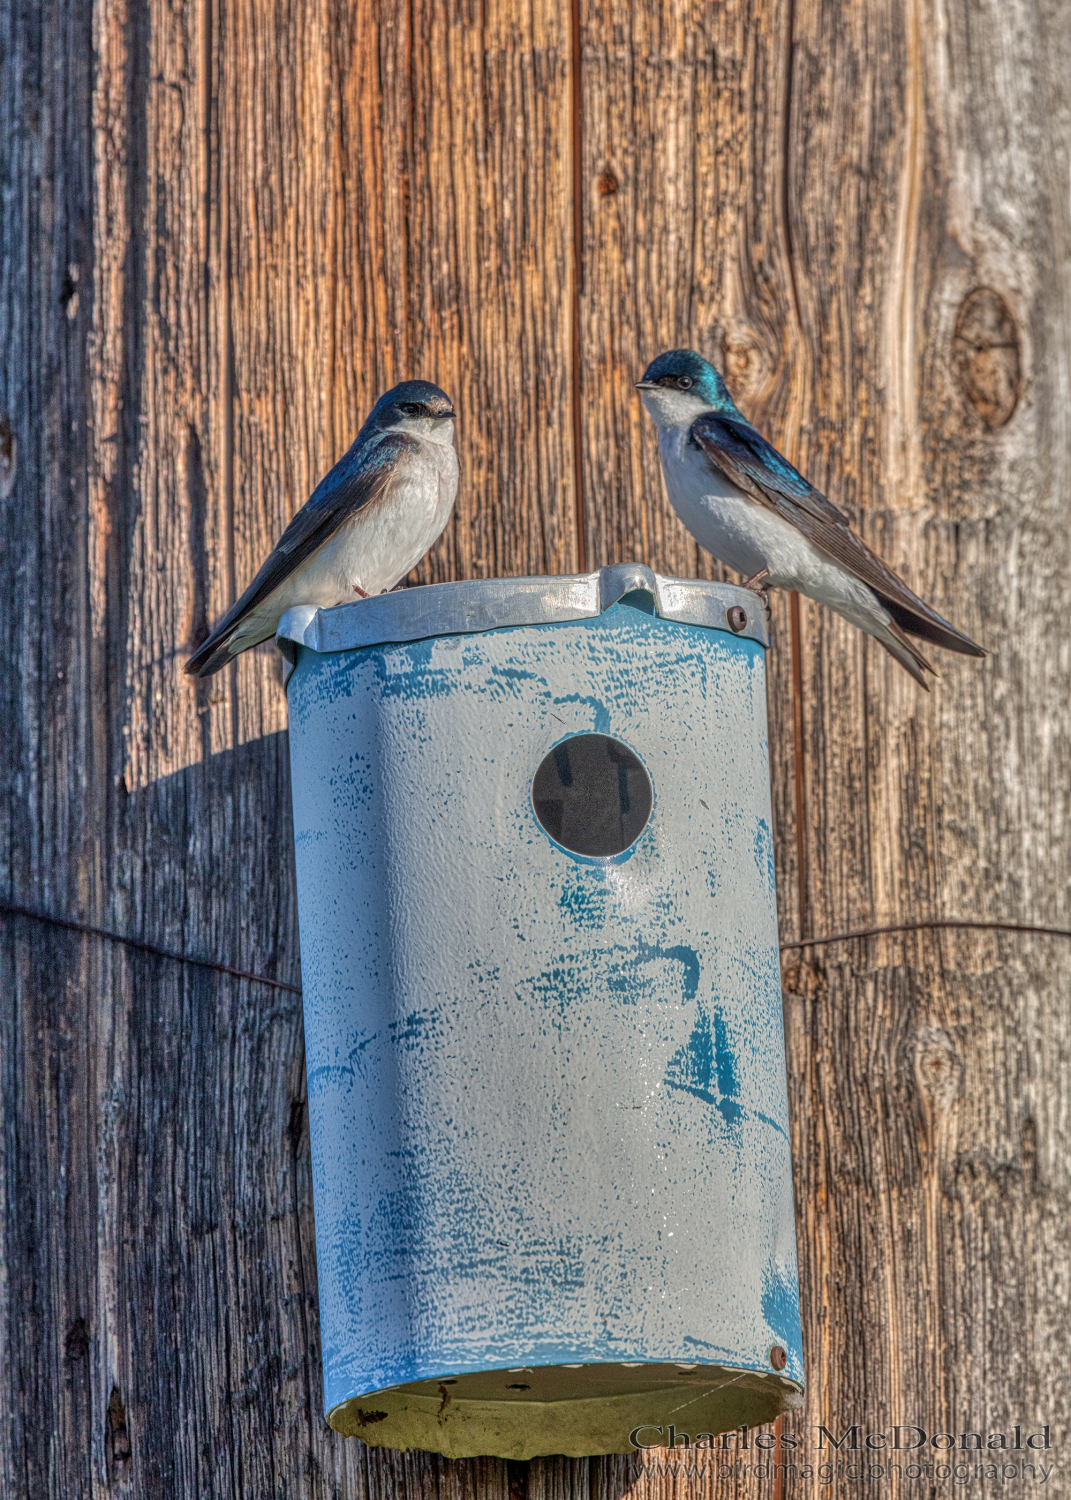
[[659, 429, 875, 615], [318, 447, 457, 597], [268, 443, 457, 621], [660, 432, 784, 579]]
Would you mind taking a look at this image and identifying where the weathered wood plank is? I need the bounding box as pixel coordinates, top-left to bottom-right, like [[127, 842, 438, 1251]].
[[577, 5, 803, 1494], [2, 0, 575, 1496], [221, 0, 579, 777], [0, 0, 99, 1493], [577, 0, 805, 947], [579, 0, 1071, 1496], [777, 0, 1071, 1479], [4, 0, 1071, 1492]]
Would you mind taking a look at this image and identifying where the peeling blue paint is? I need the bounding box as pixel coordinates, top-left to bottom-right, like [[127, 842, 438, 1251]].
[[633, 939, 701, 1002], [762, 1260, 803, 1369], [390, 1009, 444, 1049], [664, 1005, 742, 1123], [551, 692, 612, 734], [754, 817, 775, 893], [308, 1030, 382, 1093], [489, 664, 545, 686], [557, 871, 609, 929], [366, 637, 461, 702]]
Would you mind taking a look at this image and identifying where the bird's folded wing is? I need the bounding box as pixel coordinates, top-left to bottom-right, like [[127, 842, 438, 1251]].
[[198, 430, 414, 645], [690, 412, 983, 653]]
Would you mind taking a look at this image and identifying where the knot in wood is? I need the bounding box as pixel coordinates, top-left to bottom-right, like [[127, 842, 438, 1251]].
[[597, 169, 619, 197], [781, 954, 825, 1000], [64, 1317, 90, 1361], [0, 413, 15, 500], [913, 1025, 961, 1116], [952, 287, 1021, 428], [721, 332, 771, 401], [105, 1385, 132, 1469]]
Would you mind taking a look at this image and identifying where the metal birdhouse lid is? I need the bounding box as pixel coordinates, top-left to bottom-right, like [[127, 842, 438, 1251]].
[[276, 563, 769, 677]]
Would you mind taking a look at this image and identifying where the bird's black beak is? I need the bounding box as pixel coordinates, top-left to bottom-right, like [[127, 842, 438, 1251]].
[[436, 409, 457, 420], [634, 380, 656, 391]]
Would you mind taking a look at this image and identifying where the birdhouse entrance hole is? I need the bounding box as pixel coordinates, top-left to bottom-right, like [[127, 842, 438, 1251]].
[[531, 733, 652, 856]]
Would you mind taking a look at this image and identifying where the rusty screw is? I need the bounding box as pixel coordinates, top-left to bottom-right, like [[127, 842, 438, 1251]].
[[769, 1345, 788, 1371], [727, 605, 748, 633]]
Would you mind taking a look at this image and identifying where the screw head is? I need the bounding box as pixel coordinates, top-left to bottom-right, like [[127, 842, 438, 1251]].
[[770, 1345, 788, 1371], [727, 605, 748, 633]]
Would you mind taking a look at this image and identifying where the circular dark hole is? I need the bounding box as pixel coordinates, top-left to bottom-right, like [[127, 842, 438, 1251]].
[[531, 733, 652, 857]]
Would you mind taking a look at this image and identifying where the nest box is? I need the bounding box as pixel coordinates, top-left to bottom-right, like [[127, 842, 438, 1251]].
[[278, 563, 803, 1460]]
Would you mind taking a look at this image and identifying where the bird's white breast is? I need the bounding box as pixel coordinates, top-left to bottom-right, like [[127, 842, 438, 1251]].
[[657, 420, 884, 620], [656, 422, 830, 592], [657, 424, 776, 579], [323, 434, 458, 597], [238, 432, 458, 647]]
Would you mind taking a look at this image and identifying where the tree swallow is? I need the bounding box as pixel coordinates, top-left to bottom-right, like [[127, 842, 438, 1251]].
[[636, 349, 984, 686], [186, 380, 458, 677]]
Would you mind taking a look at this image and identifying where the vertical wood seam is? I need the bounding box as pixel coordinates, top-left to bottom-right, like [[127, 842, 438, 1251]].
[[790, 590, 808, 933], [780, 0, 803, 344], [781, 0, 809, 939], [403, 0, 416, 377], [287, 1087, 318, 1465], [217, 0, 238, 754], [569, 0, 587, 572], [886, 0, 924, 508]]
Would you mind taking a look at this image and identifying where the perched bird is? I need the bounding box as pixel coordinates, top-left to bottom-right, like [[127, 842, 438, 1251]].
[[186, 380, 458, 677], [636, 349, 984, 686]]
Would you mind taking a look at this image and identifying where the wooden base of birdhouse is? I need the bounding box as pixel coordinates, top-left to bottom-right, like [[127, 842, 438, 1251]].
[[327, 1360, 804, 1460]]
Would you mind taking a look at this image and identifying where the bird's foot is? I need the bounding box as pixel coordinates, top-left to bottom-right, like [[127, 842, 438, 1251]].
[[352, 585, 370, 598], [742, 569, 771, 612]]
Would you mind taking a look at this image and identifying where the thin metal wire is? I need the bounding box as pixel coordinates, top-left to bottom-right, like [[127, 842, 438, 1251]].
[[0, 900, 302, 994], [780, 917, 1071, 951], [4, 900, 1070, 997]]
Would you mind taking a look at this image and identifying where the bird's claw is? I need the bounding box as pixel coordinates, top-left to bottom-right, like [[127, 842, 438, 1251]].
[[741, 569, 771, 616]]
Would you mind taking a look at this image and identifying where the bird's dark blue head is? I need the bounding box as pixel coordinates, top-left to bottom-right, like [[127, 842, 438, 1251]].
[[365, 379, 456, 433], [636, 349, 738, 415]]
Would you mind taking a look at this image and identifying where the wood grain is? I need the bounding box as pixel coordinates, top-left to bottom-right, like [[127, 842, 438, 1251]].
[[2, 0, 576, 1494], [577, 0, 805, 583], [775, 0, 1071, 1483], [3, 0, 1070, 1493]]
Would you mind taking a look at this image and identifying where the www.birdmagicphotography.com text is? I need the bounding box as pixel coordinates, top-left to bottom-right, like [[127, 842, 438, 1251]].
[[627, 1422, 1056, 1488]]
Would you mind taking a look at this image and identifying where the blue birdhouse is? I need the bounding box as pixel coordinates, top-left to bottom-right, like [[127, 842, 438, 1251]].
[[278, 563, 804, 1460]]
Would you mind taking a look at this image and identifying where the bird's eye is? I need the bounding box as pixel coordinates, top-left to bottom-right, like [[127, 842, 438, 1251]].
[[677, 375, 694, 390], [399, 402, 424, 417]]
